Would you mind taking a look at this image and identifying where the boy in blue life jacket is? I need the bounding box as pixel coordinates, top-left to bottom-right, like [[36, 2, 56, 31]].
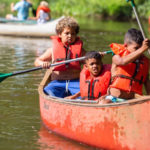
[[65, 51, 111, 100], [34, 17, 86, 98]]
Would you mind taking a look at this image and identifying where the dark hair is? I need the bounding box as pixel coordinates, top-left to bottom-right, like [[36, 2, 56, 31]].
[[85, 51, 102, 61], [56, 17, 79, 35], [124, 28, 144, 46]]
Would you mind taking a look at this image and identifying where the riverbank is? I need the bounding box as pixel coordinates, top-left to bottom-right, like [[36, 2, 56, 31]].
[[0, 0, 150, 21]]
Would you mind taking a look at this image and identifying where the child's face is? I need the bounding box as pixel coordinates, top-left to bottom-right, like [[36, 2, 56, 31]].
[[85, 58, 102, 77], [126, 41, 141, 52], [58, 27, 77, 45]]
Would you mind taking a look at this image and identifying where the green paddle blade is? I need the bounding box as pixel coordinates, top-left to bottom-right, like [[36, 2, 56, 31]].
[[0, 73, 13, 82], [105, 50, 114, 55]]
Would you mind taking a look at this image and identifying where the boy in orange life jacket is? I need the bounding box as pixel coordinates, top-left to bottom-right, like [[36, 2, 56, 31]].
[[34, 17, 86, 98], [100, 28, 150, 104], [65, 51, 111, 100]]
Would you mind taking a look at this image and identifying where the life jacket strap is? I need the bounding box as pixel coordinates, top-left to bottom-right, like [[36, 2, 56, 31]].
[[112, 74, 143, 84]]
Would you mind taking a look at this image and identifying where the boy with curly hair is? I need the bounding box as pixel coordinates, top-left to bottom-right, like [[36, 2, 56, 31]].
[[34, 17, 85, 98]]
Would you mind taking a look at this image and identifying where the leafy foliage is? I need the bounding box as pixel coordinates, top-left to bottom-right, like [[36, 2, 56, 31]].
[[0, 0, 150, 20]]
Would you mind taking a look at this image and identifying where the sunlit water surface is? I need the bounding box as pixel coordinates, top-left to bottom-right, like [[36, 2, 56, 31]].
[[0, 18, 148, 150]]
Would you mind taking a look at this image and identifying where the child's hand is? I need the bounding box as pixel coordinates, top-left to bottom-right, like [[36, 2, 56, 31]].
[[141, 38, 150, 51], [99, 52, 105, 57], [98, 95, 112, 104], [41, 62, 51, 69], [65, 92, 80, 99]]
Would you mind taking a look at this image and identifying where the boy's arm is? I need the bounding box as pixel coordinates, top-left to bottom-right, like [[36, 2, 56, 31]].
[[11, 3, 15, 12], [113, 39, 150, 65], [34, 47, 52, 68], [65, 92, 81, 99]]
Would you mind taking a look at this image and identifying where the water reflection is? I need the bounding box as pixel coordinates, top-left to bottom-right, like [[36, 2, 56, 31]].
[[37, 126, 98, 150], [0, 36, 52, 56]]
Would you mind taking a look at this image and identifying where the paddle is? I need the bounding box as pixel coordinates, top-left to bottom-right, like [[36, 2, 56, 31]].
[[0, 50, 112, 83], [127, 0, 150, 54]]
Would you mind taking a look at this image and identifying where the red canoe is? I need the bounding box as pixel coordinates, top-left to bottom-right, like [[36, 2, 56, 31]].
[[38, 69, 150, 150]]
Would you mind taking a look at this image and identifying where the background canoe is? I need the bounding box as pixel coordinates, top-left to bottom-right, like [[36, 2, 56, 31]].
[[0, 17, 37, 24], [0, 16, 64, 38], [38, 69, 150, 150]]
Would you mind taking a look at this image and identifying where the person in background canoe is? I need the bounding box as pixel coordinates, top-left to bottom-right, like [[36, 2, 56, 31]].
[[34, 17, 86, 98], [29, 1, 51, 24], [6, 0, 32, 20], [100, 28, 150, 104], [65, 51, 111, 100]]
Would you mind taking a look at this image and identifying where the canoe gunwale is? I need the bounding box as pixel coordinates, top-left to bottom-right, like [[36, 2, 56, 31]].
[[38, 69, 150, 107]]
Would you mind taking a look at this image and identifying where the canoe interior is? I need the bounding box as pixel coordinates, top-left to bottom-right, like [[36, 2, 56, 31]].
[[38, 69, 150, 107]]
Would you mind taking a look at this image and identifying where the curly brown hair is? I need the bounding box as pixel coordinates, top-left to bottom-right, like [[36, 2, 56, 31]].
[[56, 17, 79, 35]]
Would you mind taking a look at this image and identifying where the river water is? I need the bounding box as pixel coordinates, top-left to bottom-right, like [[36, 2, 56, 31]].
[[0, 19, 147, 150]]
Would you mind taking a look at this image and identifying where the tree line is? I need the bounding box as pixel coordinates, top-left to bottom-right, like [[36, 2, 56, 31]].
[[0, 0, 149, 20]]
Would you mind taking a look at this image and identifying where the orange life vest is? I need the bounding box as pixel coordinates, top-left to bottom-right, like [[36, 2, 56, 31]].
[[80, 64, 111, 100], [110, 43, 149, 95], [36, 6, 50, 17], [51, 36, 83, 71]]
